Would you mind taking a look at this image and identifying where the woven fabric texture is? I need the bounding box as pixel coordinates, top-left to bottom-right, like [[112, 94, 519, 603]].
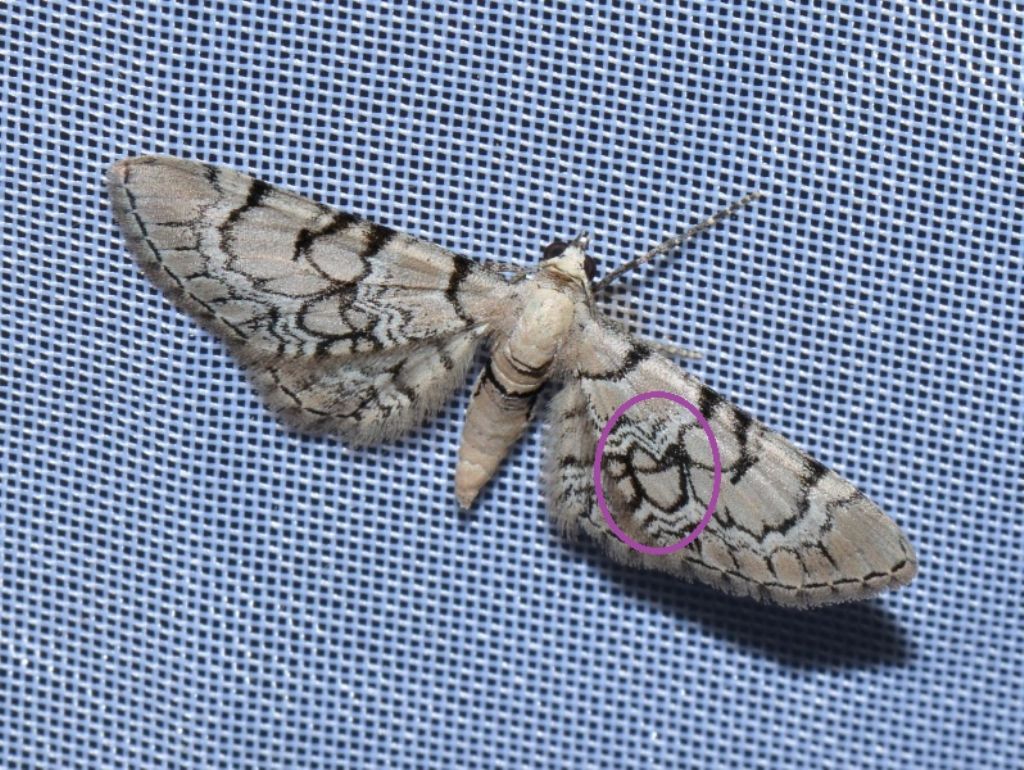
[[1, 2, 1021, 768]]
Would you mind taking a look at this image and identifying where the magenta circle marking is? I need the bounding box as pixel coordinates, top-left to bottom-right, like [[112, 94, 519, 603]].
[[593, 390, 722, 556]]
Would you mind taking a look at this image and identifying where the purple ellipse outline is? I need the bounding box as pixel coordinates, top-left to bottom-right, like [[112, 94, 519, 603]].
[[593, 390, 722, 556]]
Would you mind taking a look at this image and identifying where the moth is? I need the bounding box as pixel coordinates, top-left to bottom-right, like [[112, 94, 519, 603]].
[[107, 156, 917, 608]]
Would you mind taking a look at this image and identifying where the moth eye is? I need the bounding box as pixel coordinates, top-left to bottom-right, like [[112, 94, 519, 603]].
[[542, 240, 568, 261], [583, 254, 597, 282]]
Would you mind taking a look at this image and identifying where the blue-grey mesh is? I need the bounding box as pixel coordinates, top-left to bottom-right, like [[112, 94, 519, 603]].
[[1, 2, 1021, 768]]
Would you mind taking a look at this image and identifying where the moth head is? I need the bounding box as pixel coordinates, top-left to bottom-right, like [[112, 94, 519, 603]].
[[540, 233, 597, 286]]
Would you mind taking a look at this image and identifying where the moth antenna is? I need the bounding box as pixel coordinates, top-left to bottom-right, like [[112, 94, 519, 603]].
[[593, 190, 765, 292]]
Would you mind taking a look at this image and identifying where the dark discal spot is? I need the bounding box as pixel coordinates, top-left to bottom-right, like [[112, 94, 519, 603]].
[[733, 408, 752, 445], [803, 457, 830, 488], [558, 454, 587, 469], [541, 240, 568, 261], [224, 179, 270, 227], [360, 223, 396, 257], [218, 179, 272, 257], [446, 254, 473, 322], [583, 254, 597, 282], [728, 409, 759, 483], [294, 212, 360, 261], [578, 341, 651, 382], [729, 455, 758, 485], [595, 343, 650, 381], [698, 387, 722, 422]]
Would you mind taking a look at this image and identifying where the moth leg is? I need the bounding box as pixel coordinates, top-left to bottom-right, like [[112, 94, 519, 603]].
[[639, 338, 702, 361], [477, 261, 532, 277], [603, 318, 702, 360]]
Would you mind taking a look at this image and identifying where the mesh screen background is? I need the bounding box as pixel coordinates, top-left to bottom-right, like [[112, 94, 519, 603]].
[[2, 2, 1022, 768]]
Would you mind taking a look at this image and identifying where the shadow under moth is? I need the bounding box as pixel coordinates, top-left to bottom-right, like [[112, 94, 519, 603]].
[[107, 156, 917, 608]]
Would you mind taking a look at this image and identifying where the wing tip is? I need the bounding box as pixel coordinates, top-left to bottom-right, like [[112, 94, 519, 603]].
[[106, 154, 156, 185], [106, 155, 212, 191], [888, 546, 919, 589]]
